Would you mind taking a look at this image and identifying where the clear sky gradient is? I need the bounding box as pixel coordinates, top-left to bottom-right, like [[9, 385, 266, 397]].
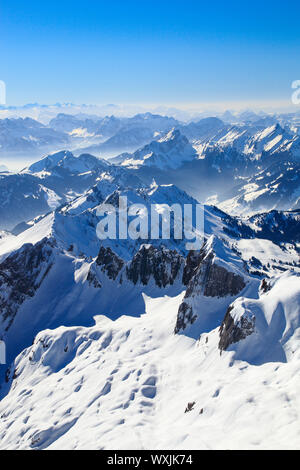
[[1, 0, 300, 107]]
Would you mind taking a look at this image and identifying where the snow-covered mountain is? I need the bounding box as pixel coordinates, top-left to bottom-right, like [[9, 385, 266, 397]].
[[0, 118, 70, 156], [115, 129, 197, 170], [108, 120, 300, 213], [1, 112, 300, 224], [0, 179, 298, 363], [0, 150, 142, 230], [0, 112, 178, 164], [218, 160, 300, 215], [0, 184, 299, 448], [191, 122, 300, 162], [0, 111, 300, 450], [179, 117, 225, 141], [2, 112, 300, 215], [77, 113, 180, 157], [49, 113, 120, 136], [26, 150, 102, 173]]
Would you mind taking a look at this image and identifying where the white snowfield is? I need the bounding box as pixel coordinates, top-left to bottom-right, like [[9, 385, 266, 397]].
[[0, 272, 300, 450], [227, 273, 300, 364]]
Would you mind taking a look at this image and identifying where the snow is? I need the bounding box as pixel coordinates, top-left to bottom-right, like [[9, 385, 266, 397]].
[[120, 129, 197, 170], [69, 128, 95, 138], [236, 238, 298, 269], [0, 213, 54, 260], [264, 134, 282, 152], [227, 273, 300, 364], [256, 125, 277, 140], [0, 193, 298, 449], [0, 111, 300, 450], [40, 185, 61, 210], [1, 281, 300, 450], [244, 188, 269, 203]]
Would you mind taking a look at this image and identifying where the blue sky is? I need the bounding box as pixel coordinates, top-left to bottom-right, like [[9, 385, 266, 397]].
[[1, 0, 300, 107]]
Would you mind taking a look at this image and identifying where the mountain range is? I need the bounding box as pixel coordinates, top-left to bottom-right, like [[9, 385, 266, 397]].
[[0, 110, 299, 449]]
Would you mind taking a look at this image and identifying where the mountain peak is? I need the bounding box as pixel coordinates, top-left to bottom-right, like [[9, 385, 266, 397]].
[[157, 127, 183, 143], [121, 128, 196, 170], [26, 150, 75, 173], [25, 150, 108, 175]]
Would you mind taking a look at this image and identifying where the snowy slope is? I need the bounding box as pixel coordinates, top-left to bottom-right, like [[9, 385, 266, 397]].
[[0, 113, 300, 449], [218, 161, 300, 215], [193, 122, 300, 162], [0, 182, 201, 372], [0, 184, 298, 378], [219, 272, 300, 364], [1, 274, 300, 449]]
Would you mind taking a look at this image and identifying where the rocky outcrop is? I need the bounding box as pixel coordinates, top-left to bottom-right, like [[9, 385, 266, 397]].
[[217, 273, 300, 364], [86, 270, 102, 288], [86, 243, 185, 290], [200, 259, 246, 298], [0, 238, 55, 331], [218, 305, 255, 351], [175, 301, 197, 333], [126, 245, 184, 288], [88, 244, 184, 289], [182, 250, 205, 286], [96, 246, 124, 281], [175, 236, 247, 334], [184, 238, 245, 299], [260, 278, 271, 294]]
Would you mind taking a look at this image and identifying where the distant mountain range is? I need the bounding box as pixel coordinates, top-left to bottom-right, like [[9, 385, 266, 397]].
[[109, 120, 300, 213], [0, 109, 300, 448], [1, 108, 300, 163], [0, 111, 300, 231], [0, 117, 69, 156]]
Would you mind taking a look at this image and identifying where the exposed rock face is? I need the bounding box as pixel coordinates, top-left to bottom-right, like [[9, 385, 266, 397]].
[[216, 274, 300, 364], [260, 278, 271, 294], [218, 305, 256, 351], [175, 301, 197, 333], [96, 246, 124, 281], [200, 258, 246, 298], [184, 240, 246, 300], [86, 270, 102, 288], [87, 244, 184, 289], [182, 250, 204, 286], [126, 245, 184, 288], [175, 236, 246, 334], [0, 238, 55, 331], [104, 190, 121, 209]]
